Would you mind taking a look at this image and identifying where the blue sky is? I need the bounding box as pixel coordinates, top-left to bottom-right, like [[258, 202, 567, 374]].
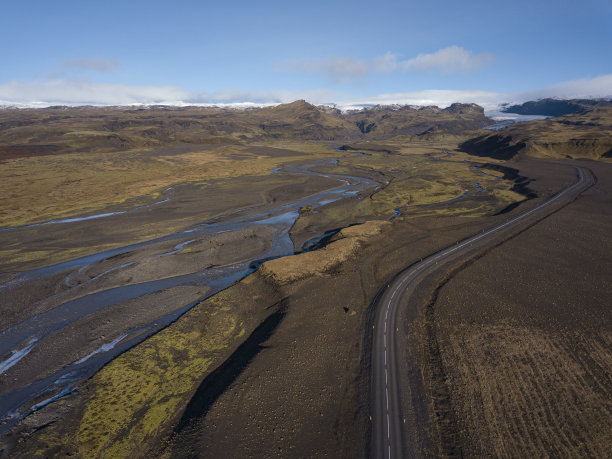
[[1, 0, 611, 107]]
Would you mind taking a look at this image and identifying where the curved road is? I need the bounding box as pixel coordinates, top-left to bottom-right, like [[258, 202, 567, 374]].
[[370, 166, 595, 458]]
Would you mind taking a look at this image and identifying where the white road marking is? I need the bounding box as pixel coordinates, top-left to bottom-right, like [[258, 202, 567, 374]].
[[387, 413, 390, 438]]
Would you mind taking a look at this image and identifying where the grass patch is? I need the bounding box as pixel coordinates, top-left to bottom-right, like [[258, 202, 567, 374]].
[[0, 142, 338, 228], [0, 244, 117, 269], [292, 147, 525, 235], [260, 220, 390, 285]]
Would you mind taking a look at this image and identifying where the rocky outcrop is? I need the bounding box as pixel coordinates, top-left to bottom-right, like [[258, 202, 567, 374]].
[[459, 134, 527, 160], [355, 120, 376, 134], [444, 103, 485, 115]]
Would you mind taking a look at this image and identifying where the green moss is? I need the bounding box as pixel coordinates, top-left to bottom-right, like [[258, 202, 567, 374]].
[[17, 292, 249, 458], [74, 309, 239, 457]]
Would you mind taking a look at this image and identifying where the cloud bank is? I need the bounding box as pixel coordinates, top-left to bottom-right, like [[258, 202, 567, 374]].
[[0, 79, 336, 108], [338, 89, 508, 111], [0, 74, 610, 110], [516, 74, 612, 101], [337, 74, 612, 110], [0, 79, 191, 107]]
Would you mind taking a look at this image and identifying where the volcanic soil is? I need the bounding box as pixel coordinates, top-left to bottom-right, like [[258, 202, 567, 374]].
[[415, 159, 612, 457]]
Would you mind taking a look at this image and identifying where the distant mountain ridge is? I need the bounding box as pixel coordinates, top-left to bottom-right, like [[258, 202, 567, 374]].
[[0, 100, 492, 156], [501, 98, 612, 117], [342, 102, 487, 137], [461, 102, 612, 160]]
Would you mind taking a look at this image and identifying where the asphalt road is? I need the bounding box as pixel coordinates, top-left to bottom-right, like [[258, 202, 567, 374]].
[[370, 165, 595, 458]]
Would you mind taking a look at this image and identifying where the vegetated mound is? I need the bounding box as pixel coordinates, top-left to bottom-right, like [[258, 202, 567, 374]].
[[0, 101, 492, 156], [460, 104, 612, 160], [342, 103, 491, 138], [501, 98, 604, 116], [258, 220, 390, 285]]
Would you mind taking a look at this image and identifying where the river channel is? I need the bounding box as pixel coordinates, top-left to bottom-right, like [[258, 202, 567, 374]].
[[0, 149, 498, 433], [0, 156, 378, 432]]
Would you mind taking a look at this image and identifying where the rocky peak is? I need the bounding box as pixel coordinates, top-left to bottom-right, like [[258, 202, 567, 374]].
[[444, 103, 485, 115]]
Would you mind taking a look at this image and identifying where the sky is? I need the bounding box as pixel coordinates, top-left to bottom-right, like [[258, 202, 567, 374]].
[[1, 0, 611, 109]]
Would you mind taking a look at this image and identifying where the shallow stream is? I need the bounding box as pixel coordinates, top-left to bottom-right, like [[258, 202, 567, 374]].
[[0, 157, 378, 431]]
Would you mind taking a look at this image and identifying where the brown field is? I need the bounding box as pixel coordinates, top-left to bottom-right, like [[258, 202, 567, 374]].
[[420, 159, 612, 457]]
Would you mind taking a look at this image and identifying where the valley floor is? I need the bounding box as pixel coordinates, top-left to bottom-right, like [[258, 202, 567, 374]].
[[1, 141, 610, 458]]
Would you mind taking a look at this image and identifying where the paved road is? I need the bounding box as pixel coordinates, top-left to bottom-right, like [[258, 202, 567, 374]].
[[370, 166, 595, 458]]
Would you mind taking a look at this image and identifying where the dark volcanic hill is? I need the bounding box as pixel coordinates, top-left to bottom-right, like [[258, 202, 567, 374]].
[[501, 98, 610, 117]]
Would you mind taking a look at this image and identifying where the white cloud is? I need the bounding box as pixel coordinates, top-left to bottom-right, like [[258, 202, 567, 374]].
[[61, 57, 120, 73], [371, 52, 399, 73], [276, 57, 369, 82], [400, 46, 493, 73]]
